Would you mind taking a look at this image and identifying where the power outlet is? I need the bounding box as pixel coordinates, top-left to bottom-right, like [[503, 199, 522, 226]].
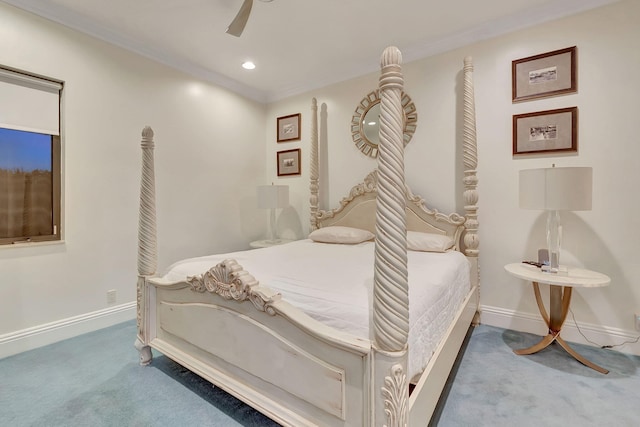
[[107, 289, 117, 305], [635, 313, 640, 331]]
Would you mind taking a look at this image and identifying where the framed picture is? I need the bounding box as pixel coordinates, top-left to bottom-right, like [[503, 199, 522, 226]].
[[513, 107, 577, 156], [277, 113, 301, 142], [277, 149, 301, 176], [512, 46, 576, 102]]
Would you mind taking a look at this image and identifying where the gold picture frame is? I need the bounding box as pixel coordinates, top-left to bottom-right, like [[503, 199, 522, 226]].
[[512, 46, 577, 102]]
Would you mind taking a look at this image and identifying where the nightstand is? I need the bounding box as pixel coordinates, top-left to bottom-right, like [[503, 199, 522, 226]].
[[504, 262, 611, 374], [249, 239, 294, 249]]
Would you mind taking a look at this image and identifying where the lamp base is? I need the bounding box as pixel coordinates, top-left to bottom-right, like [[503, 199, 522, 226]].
[[546, 210, 562, 273]]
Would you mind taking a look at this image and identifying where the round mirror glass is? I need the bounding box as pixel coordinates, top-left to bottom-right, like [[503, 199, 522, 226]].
[[351, 90, 417, 158], [362, 103, 381, 144]]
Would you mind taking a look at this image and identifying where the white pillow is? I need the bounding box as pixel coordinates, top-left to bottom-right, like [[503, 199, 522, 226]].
[[309, 226, 374, 244], [407, 231, 454, 252]]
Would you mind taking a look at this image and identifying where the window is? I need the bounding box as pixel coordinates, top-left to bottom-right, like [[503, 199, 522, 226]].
[[0, 66, 62, 245]]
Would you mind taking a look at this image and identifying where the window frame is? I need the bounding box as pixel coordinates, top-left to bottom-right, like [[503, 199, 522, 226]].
[[0, 66, 62, 246]]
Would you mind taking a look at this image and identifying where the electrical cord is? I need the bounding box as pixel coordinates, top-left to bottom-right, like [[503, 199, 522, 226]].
[[569, 308, 640, 349]]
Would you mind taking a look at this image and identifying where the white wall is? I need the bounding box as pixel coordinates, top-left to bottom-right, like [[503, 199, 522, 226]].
[[3, 0, 639, 357], [0, 4, 267, 343], [268, 0, 640, 351]]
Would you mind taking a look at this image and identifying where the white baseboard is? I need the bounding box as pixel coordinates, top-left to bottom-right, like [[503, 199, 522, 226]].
[[480, 304, 640, 356], [0, 302, 136, 359], [2, 302, 637, 359]]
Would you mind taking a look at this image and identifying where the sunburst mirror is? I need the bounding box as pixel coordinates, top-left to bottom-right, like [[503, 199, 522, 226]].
[[350, 90, 417, 158]]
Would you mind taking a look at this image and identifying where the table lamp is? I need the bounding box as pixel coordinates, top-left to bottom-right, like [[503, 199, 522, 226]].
[[519, 166, 592, 273], [257, 184, 289, 243]]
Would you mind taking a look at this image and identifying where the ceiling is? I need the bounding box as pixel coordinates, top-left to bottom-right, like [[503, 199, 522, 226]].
[[2, 0, 617, 103]]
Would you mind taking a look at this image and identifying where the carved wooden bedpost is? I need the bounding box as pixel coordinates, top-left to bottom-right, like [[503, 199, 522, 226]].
[[373, 46, 409, 427], [310, 97, 319, 231], [462, 57, 480, 314], [134, 126, 157, 366]]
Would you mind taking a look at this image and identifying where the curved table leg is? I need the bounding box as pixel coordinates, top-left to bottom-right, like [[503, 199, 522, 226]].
[[532, 282, 550, 327], [556, 336, 609, 374], [514, 332, 557, 355], [549, 285, 572, 332], [514, 282, 556, 355], [514, 281, 608, 374]]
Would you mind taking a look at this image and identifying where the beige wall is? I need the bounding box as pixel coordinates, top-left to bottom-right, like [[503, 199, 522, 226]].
[[268, 0, 640, 352], [0, 3, 267, 338]]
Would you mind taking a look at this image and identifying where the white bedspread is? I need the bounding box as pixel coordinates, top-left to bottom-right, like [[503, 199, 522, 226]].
[[162, 239, 470, 379]]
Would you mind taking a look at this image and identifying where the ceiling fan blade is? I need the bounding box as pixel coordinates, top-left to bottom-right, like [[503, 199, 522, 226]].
[[226, 0, 253, 37]]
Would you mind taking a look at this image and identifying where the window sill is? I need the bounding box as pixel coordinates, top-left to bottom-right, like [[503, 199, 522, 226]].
[[0, 239, 65, 250]]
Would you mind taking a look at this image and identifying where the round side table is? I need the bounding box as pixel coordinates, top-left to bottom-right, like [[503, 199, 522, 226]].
[[249, 239, 294, 249], [504, 262, 611, 374]]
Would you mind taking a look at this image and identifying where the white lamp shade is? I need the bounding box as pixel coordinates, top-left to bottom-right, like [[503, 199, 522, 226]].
[[519, 167, 592, 211], [257, 185, 289, 209]]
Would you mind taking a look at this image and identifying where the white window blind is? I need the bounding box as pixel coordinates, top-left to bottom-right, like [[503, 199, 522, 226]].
[[0, 67, 62, 136]]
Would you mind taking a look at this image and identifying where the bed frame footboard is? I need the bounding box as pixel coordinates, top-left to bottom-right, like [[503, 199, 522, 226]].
[[143, 267, 374, 426]]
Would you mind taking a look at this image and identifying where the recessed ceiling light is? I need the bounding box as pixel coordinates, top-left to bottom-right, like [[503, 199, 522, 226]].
[[242, 61, 256, 70]]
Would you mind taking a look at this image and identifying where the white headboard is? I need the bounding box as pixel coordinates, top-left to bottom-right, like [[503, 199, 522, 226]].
[[316, 170, 466, 251]]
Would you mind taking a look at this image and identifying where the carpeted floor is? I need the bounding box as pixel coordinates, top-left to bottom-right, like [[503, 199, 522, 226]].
[[435, 326, 640, 426], [1, 320, 638, 426]]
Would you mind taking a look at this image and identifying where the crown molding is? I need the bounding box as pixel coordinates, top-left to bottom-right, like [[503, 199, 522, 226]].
[[2, 0, 619, 104]]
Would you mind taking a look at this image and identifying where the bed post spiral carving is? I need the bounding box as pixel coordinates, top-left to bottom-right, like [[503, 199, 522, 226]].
[[310, 97, 319, 231], [135, 125, 157, 366], [462, 57, 480, 293], [138, 126, 158, 276], [374, 47, 409, 354], [374, 46, 409, 427]]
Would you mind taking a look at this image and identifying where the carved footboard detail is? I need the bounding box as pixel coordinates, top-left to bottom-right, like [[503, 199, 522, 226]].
[[148, 268, 372, 425], [382, 364, 408, 427], [157, 300, 349, 421], [187, 259, 281, 315]]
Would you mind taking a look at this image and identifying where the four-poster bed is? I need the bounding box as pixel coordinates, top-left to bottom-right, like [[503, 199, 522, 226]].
[[135, 47, 480, 426]]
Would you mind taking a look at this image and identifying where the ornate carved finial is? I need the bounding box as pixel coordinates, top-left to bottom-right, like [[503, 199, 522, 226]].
[[379, 47, 403, 93], [141, 126, 154, 149], [464, 56, 473, 71], [142, 125, 154, 139], [381, 46, 402, 68]]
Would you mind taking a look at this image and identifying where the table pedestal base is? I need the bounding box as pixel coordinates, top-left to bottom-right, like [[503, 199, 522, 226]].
[[514, 282, 608, 374]]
